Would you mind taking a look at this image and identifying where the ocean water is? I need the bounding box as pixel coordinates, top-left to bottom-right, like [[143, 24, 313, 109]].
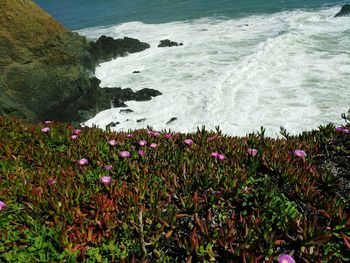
[[36, 1, 350, 136], [36, 0, 344, 30]]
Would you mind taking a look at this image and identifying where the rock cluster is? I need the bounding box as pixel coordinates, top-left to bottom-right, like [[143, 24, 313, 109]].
[[158, 39, 183, 47], [89, 36, 150, 64], [98, 85, 162, 110]]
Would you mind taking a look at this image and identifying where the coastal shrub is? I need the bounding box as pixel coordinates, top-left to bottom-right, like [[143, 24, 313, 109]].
[[0, 117, 349, 262]]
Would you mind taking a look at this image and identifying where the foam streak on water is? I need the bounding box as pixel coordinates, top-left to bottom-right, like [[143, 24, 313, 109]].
[[79, 7, 350, 137]]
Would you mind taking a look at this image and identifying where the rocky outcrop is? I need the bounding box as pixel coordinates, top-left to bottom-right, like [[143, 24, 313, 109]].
[[335, 5, 350, 17], [0, 0, 156, 123], [133, 88, 162, 101], [89, 35, 150, 64], [97, 86, 162, 111], [158, 39, 183, 48]]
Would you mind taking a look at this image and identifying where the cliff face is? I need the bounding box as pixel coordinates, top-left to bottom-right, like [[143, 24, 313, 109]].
[[0, 0, 153, 123], [0, 0, 96, 122]]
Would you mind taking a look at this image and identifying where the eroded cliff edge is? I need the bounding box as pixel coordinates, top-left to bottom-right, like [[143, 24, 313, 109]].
[[0, 0, 154, 123]]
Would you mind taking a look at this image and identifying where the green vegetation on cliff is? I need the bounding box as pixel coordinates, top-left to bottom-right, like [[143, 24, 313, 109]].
[[0, 0, 92, 70], [0, 0, 96, 122], [0, 0, 151, 123]]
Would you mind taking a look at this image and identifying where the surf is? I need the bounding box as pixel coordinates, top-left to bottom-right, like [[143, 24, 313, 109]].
[[80, 6, 350, 136]]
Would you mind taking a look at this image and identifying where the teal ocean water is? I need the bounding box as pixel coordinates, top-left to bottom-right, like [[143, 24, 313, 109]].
[[35, 1, 350, 136], [36, 0, 344, 30]]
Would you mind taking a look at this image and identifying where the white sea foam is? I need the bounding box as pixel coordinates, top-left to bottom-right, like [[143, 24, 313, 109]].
[[78, 7, 350, 137]]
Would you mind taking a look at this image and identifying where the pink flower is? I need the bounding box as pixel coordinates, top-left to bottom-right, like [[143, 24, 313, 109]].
[[164, 133, 172, 139], [211, 152, 225, 160], [138, 150, 145, 156], [336, 127, 344, 133], [108, 139, 118, 146], [104, 165, 113, 171], [77, 158, 88, 166], [184, 139, 194, 146], [139, 140, 148, 146], [278, 254, 295, 263], [99, 176, 111, 186], [127, 133, 134, 138], [47, 178, 57, 185], [73, 129, 81, 135], [150, 143, 157, 148], [119, 151, 131, 158], [70, 135, 78, 140], [0, 201, 7, 211], [211, 152, 220, 158], [41, 127, 50, 133], [335, 127, 350, 134], [294, 150, 306, 159], [153, 132, 160, 137], [218, 154, 226, 160], [247, 148, 258, 156], [148, 131, 160, 137], [44, 120, 52, 125]]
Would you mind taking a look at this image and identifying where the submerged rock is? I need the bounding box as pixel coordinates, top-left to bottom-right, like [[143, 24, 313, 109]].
[[134, 88, 163, 101], [133, 71, 141, 74], [137, 118, 147, 123], [106, 122, 120, 129], [166, 117, 177, 124], [335, 5, 350, 17], [120, 109, 134, 113], [158, 39, 183, 47]]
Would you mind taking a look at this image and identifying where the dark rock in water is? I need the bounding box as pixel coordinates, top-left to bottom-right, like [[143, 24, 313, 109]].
[[137, 118, 146, 123], [97, 87, 162, 112], [98, 87, 130, 110], [134, 88, 163, 101], [106, 122, 120, 129], [87, 85, 161, 113], [120, 109, 134, 113], [335, 5, 350, 17], [114, 100, 128, 108], [179, 43, 184, 46], [133, 71, 141, 74], [158, 39, 181, 48], [90, 36, 150, 64], [166, 117, 177, 124]]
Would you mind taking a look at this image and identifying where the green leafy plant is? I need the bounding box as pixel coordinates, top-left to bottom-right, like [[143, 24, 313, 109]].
[[0, 115, 349, 261]]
